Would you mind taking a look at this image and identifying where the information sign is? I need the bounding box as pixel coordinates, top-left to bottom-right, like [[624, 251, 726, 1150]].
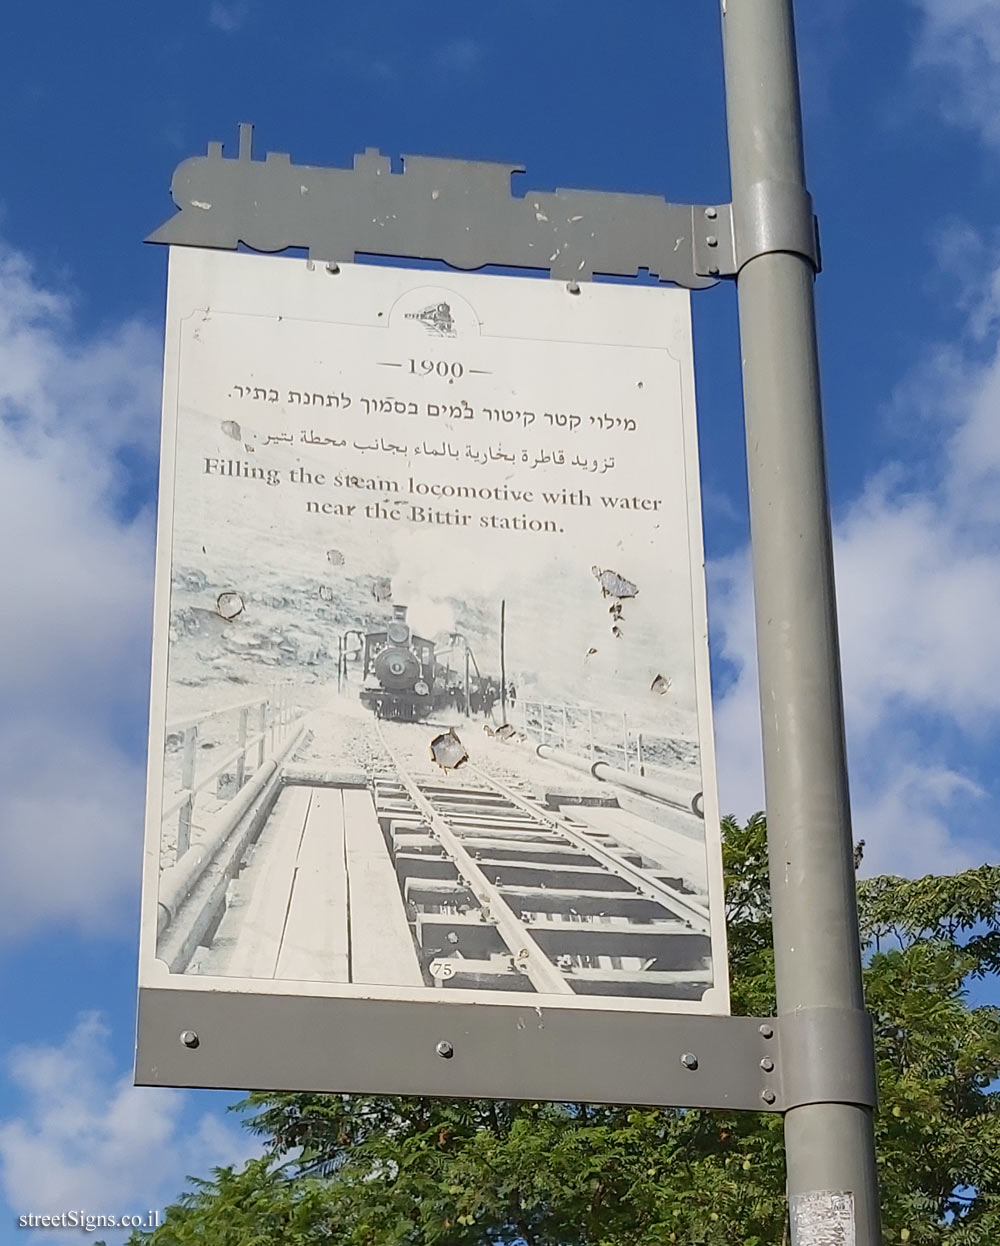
[[137, 247, 729, 1098]]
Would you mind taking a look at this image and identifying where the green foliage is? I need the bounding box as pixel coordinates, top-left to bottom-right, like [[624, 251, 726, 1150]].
[[859, 868, 1000, 1243], [134, 816, 1000, 1245]]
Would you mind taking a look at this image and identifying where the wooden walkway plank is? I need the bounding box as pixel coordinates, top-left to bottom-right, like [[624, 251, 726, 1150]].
[[343, 788, 423, 987], [276, 789, 350, 982], [225, 787, 313, 979]]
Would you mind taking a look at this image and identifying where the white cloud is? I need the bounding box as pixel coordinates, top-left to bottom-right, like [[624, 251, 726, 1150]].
[[712, 248, 1000, 876], [0, 241, 158, 939], [709, 550, 765, 817], [835, 480, 1000, 733], [0, 1014, 251, 1244], [855, 763, 988, 877], [208, 1, 249, 34], [909, 0, 1000, 145], [0, 727, 145, 941], [435, 37, 482, 74]]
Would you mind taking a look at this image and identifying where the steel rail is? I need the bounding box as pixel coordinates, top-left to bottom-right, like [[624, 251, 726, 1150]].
[[465, 760, 711, 931], [372, 721, 573, 996]]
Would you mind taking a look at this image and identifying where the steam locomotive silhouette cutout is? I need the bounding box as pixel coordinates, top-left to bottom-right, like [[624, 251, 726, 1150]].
[[359, 605, 451, 722]]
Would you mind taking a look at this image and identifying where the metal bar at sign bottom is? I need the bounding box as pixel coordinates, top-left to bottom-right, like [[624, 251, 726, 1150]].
[[720, 0, 882, 1241]]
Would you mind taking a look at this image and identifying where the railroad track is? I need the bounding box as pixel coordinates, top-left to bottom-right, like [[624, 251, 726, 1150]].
[[373, 719, 714, 1000]]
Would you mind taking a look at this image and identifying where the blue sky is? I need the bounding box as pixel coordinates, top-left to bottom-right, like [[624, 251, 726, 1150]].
[[0, 0, 998, 1237]]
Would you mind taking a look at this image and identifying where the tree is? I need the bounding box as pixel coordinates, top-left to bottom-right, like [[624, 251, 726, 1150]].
[[134, 816, 1000, 1244]]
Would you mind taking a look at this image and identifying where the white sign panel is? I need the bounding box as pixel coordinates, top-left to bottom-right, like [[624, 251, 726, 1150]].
[[139, 248, 728, 1034]]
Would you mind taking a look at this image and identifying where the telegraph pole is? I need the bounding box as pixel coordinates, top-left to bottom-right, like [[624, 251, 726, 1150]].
[[499, 599, 507, 722], [721, 1, 882, 1240]]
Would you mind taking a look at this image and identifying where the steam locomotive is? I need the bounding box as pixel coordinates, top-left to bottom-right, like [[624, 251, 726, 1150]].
[[359, 605, 451, 721]]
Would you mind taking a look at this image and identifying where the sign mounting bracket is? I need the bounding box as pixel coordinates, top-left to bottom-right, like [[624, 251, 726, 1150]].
[[148, 124, 740, 287]]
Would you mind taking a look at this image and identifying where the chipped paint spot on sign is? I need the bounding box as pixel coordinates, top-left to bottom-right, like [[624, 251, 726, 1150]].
[[651, 674, 672, 696], [190, 200, 212, 211], [221, 420, 241, 440], [216, 591, 244, 621], [593, 567, 638, 599], [430, 729, 468, 770], [326, 549, 345, 566], [593, 566, 637, 638], [372, 576, 392, 602]]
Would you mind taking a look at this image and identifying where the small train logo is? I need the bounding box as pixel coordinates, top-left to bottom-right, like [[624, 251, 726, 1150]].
[[405, 301, 456, 337]]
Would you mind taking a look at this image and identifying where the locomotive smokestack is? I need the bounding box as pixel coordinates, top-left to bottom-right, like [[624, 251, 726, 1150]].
[[392, 604, 408, 621]]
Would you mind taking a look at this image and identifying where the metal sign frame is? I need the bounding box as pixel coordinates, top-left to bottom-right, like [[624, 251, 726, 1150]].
[[139, 0, 882, 1235], [136, 128, 873, 1121]]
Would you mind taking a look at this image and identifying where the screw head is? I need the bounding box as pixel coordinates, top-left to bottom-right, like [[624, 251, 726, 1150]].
[[708, 266, 720, 277], [760, 1057, 775, 1073], [435, 1040, 454, 1059], [759, 1024, 774, 1039], [179, 1030, 200, 1049], [566, 281, 581, 295], [705, 206, 718, 220], [325, 261, 341, 274], [680, 1051, 699, 1070], [761, 1088, 777, 1105], [706, 235, 719, 248]]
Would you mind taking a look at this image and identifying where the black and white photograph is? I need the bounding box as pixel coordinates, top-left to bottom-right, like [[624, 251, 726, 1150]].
[[143, 249, 728, 1013]]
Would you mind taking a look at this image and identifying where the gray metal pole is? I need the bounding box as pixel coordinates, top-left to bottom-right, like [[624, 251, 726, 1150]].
[[720, 1, 882, 1242]]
